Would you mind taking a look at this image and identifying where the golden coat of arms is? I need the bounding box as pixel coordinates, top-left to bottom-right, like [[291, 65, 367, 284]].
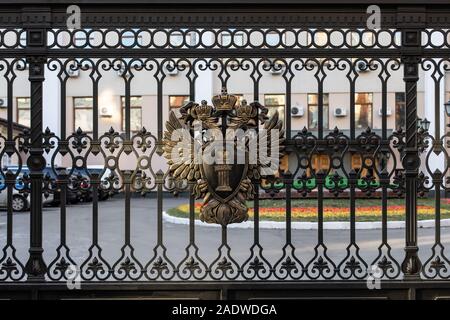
[[163, 88, 284, 226]]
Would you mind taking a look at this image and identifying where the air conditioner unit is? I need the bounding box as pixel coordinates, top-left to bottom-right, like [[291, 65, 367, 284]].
[[356, 61, 370, 73], [117, 64, 127, 77], [291, 105, 304, 117], [0, 97, 7, 108], [68, 68, 79, 77], [100, 106, 112, 118], [14, 64, 28, 70], [334, 107, 347, 117], [263, 61, 284, 75], [269, 67, 283, 75], [165, 64, 179, 76], [225, 59, 243, 67], [378, 107, 392, 116]]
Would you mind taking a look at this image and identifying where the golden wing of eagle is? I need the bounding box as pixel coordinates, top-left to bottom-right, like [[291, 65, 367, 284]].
[[248, 110, 285, 180], [163, 111, 202, 182]]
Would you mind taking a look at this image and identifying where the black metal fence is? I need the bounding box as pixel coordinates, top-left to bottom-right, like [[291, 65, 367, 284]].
[[0, 1, 450, 299]]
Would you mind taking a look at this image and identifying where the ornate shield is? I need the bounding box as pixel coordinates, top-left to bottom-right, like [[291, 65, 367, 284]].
[[200, 157, 247, 203], [163, 88, 284, 226]]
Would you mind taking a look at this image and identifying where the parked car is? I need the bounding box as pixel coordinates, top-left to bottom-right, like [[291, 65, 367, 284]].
[[0, 188, 29, 211], [0, 181, 29, 211], [0, 166, 30, 211], [3, 165, 79, 207], [68, 166, 117, 202], [48, 167, 80, 206]]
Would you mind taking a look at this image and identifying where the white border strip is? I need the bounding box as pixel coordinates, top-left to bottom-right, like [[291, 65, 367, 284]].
[[163, 211, 450, 230]]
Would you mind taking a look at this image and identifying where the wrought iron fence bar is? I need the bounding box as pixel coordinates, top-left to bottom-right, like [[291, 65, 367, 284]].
[[349, 179, 356, 244], [24, 56, 47, 281], [92, 72, 99, 141], [253, 185, 260, 244], [4, 60, 15, 255], [400, 48, 422, 279], [435, 180, 442, 244], [432, 61, 443, 246], [58, 180, 67, 246], [433, 73, 441, 141], [124, 76, 131, 140], [380, 64, 389, 258], [156, 172, 163, 245], [250, 61, 261, 278], [285, 174, 292, 245], [59, 67, 67, 139], [284, 64, 292, 250], [92, 182, 99, 246], [189, 183, 195, 245], [5, 176, 13, 247], [348, 57, 357, 278], [124, 175, 131, 246]]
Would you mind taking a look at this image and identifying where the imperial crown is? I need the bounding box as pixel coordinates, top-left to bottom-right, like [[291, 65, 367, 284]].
[[236, 100, 254, 118], [192, 100, 213, 121], [212, 87, 238, 111]]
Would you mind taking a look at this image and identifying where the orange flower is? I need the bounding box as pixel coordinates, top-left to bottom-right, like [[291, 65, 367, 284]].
[[175, 203, 449, 220]]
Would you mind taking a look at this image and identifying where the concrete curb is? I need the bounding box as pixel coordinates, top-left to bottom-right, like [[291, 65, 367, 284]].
[[162, 211, 450, 230]]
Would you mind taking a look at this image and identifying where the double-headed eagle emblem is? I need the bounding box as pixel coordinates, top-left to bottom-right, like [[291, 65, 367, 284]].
[[163, 88, 284, 226]]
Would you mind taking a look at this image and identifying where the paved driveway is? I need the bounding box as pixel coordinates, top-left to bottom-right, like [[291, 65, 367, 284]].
[[0, 195, 449, 270]]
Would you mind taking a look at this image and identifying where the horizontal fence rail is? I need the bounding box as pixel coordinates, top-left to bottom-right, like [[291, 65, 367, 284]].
[[0, 2, 449, 299]]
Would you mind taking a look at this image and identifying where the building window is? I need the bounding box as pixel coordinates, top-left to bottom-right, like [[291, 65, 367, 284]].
[[351, 154, 378, 177], [222, 32, 245, 47], [308, 93, 329, 130], [121, 30, 143, 48], [447, 92, 450, 129], [74, 97, 93, 132], [395, 32, 402, 46], [169, 31, 196, 47], [355, 93, 373, 129], [351, 154, 366, 176], [121, 96, 142, 132], [74, 30, 94, 48], [17, 97, 30, 127], [264, 94, 285, 125], [235, 94, 245, 105], [19, 33, 27, 47], [395, 92, 406, 130], [315, 31, 328, 47], [306, 31, 329, 64], [169, 31, 184, 47], [307, 30, 328, 47], [279, 155, 289, 173], [266, 31, 281, 47], [348, 30, 375, 47], [309, 154, 329, 175], [169, 95, 190, 109], [2, 153, 11, 168]]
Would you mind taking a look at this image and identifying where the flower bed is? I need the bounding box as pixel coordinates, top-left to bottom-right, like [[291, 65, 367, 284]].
[[167, 198, 450, 222]]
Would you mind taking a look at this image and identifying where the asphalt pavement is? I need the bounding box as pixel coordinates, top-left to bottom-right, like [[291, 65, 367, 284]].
[[0, 195, 449, 271]]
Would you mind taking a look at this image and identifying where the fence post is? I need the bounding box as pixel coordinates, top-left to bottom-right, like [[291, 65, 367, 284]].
[[23, 7, 50, 281], [398, 7, 425, 279]]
